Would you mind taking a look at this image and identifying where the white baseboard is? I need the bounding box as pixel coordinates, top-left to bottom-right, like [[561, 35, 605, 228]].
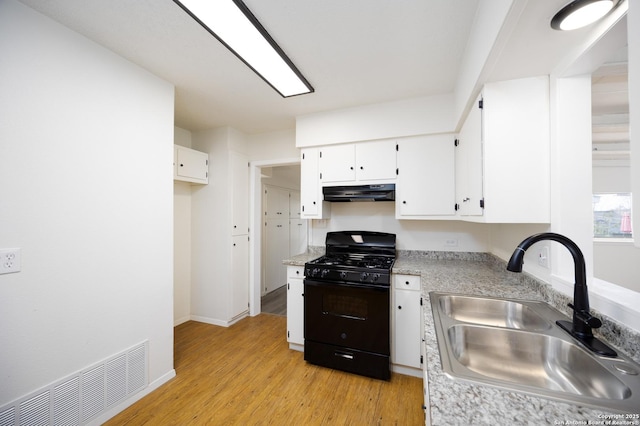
[[189, 315, 230, 327], [289, 343, 304, 352], [189, 312, 249, 328], [173, 315, 190, 327], [391, 364, 422, 378]]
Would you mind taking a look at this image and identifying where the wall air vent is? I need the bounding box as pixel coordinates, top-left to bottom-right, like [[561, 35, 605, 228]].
[[0, 341, 148, 425]]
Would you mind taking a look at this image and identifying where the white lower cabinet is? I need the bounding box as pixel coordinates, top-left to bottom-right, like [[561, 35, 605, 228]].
[[286, 266, 305, 350], [392, 274, 423, 376]]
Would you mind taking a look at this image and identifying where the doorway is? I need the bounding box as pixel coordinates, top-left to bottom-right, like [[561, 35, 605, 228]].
[[249, 159, 308, 317]]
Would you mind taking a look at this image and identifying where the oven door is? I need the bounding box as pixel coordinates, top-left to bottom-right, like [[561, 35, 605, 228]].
[[304, 279, 390, 355]]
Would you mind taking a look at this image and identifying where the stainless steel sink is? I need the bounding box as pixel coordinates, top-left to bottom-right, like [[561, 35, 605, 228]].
[[430, 292, 640, 413], [437, 294, 551, 331]]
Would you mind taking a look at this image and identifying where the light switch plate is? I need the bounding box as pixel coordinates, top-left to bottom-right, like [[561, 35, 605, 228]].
[[0, 248, 21, 274]]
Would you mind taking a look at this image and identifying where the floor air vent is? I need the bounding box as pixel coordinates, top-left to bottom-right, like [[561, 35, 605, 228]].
[[0, 341, 148, 425]]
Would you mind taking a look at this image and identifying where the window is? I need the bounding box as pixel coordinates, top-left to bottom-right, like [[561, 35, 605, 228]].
[[593, 193, 633, 239]]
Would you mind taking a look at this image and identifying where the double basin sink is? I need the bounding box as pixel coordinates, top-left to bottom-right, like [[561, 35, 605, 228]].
[[430, 292, 640, 413]]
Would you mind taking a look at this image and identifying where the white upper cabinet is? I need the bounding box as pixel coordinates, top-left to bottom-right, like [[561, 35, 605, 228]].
[[356, 140, 398, 181], [457, 76, 551, 223], [174, 145, 208, 184], [300, 148, 330, 219], [396, 134, 456, 219], [319, 144, 356, 183], [319, 139, 397, 185], [455, 98, 484, 217]]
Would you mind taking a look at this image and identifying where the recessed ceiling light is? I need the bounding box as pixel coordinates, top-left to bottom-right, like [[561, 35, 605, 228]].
[[551, 0, 619, 31], [174, 0, 314, 97]]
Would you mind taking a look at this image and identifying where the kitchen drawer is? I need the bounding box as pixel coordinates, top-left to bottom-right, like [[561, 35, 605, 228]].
[[287, 266, 305, 279], [394, 274, 421, 291]]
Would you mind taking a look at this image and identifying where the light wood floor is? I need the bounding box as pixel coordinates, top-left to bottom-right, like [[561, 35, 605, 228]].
[[105, 315, 424, 425]]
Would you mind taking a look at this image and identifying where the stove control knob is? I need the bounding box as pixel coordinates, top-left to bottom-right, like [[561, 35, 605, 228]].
[[372, 273, 380, 282], [360, 272, 369, 281], [312, 268, 320, 277], [340, 271, 348, 280], [321, 269, 330, 278]]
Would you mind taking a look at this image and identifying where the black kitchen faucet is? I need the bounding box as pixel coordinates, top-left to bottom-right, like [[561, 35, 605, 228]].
[[507, 232, 617, 357]]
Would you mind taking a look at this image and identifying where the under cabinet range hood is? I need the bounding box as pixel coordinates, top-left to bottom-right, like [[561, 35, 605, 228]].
[[322, 184, 395, 202]]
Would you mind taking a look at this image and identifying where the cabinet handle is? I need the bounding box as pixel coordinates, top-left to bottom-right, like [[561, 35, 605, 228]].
[[313, 201, 316, 205], [296, 270, 300, 274], [180, 164, 184, 167], [350, 166, 354, 170], [402, 201, 407, 204], [398, 305, 402, 310], [360, 166, 364, 170], [463, 198, 470, 202], [405, 281, 410, 285]]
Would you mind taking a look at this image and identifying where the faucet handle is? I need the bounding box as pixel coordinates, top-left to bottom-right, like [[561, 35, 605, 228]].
[[568, 303, 602, 329]]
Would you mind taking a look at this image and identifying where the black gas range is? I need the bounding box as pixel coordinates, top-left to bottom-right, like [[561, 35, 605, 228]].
[[304, 253, 394, 285], [303, 231, 396, 380]]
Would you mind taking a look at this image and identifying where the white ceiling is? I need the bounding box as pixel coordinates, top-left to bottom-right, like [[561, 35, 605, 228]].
[[18, 0, 479, 133], [17, 0, 629, 134]]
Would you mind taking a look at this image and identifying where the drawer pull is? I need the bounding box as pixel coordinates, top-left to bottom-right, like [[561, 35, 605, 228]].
[[334, 351, 354, 360]]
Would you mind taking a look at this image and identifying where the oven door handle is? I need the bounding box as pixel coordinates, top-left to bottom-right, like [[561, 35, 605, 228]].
[[304, 279, 389, 292], [334, 350, 354, 360]]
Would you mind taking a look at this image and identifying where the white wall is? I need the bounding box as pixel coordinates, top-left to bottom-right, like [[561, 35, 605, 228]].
[[0, 0, 175, 411], [624, 3, 640, 251], [310, 203, 490, 252], [592, 164, 637, 291], [174, 127, 193, 326], [594, 242, 640, 292], [593, 165, 631, 193], [247, 128, 298, 161], [261, 166, 301, 190], [296, 95, 454, 147], [453, 0, 514, 127]]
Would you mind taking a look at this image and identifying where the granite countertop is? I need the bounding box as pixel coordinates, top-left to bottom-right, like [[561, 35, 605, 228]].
[[395, 251, 639, 426], [285, 249, 640, 425], [281, 248, 323, 267]]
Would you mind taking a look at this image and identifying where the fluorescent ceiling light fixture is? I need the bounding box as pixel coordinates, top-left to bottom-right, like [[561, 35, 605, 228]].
[[551, 0, 619, 31], [174, 0, 314, 97]]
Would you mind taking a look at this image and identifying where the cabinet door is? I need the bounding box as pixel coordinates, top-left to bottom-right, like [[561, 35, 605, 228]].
[[264, 218, 289, 293], [289, 191, 301, 219], [356, 140, 397, 182], [264, 185, 290, 219], [287, 276, 304, 345], [231, 235, 249, 319], [231, 151, 249, 235], [456, 96, 484, 216], [482, 76, 550, 223], [396, 135, 456, 217], [175, 145, 208, 184], [393, 289, 422, 369], [289, 219, 308, 257], [319, 144, 356, 183], [301, 148, 329, 218]]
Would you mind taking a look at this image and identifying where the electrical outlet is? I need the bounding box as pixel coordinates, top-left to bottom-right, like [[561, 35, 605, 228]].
[[537, 246, 550, 269], [0, 248, 21, 274], [445, 238, 459, 248]]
